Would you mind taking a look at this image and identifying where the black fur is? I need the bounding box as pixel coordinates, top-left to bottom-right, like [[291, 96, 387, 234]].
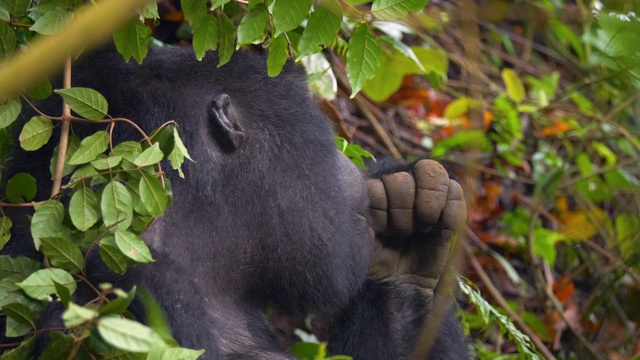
[[1, 46, 467, 359]]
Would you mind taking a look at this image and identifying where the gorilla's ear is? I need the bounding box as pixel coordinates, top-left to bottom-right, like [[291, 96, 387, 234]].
[[208, 94, 245, 151]]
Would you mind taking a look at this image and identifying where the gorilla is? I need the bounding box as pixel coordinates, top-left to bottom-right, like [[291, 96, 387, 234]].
[[0, 45, 468, 359]]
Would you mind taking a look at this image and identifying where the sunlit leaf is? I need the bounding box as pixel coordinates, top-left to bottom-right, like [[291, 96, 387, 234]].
[[101, 181, 134, 230], [98, 316, 165, 352], [54, 87, 108, 120], [0, 217, 12, 250], [138, 173, 168, 217], [501, 68, 525, 103], [113, 18, 152, 65], [30, 8, 72, 35], [0, 97, 21, 129], [19, 116, 54, 151], [272, 0, 312, 36], [347, 23, 382, 97], [238, 3, 269, 45], [193, 14, 219, 60], [267, 35, 288, 77], [68, 131, 109, 165], [371, 0, 429, 21], [113, 229, 154, 263], [296, 0, 342, 59], [217, 13, 236, 67], [40, 237, 84, 274], [17, 268, 76, 301]]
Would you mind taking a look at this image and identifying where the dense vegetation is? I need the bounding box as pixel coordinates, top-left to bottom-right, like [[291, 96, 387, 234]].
[[0, 0, 638, 359]]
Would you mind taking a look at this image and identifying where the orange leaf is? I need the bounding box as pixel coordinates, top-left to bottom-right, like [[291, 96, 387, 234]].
[[539, 120, 573, 137], [552, 275, 575, 304], [558, 208, 608, 241]]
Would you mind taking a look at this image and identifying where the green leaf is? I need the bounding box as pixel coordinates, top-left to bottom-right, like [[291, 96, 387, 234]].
[[0, 97, 21, 129], [168, 127, 193, 178], [193, 14, 219, 61], [377, 36, 426, 73], [2, 303, 35, 330], [532, 228, 565, 267], [181, 0, 208, 27], [17, 268, 76, 301], [62, 302, 99, 328], [100, 286, 136, 315], [0, 217, 12, 250], [432, 129, 491, 157], [139, 1, 159, 19], [237, 3, 269, 45], [501, 68, 525, 103], [91, 154, 123, 170], [362, 54, 403, 102], [113, 141, 143, 156], [54, 87, 108, 120], [147, 348, 206, 360], [134, 142, 164, 167], [371, 0, 429, 21], [443, 97, 469, 120], [347, 23, 382, 97], [4, 0, 30, 16], [30, 200, 65, 250], [101, 181, 134, 230], [267, 35, 288, 77], [99, 238, 127, 275], [296, 0, 342, 59], [19, 116, 54, 151], [24, 77, 53, 100], [113, 18, 152, 65], [40, 237, 84, 274], [113, 229, 153, 263], [39, 333, 74, 360], [301, 52, 337, 100], [50, 135, 80, 179], [53, 281, 71, 306], [548, 19, 584, 63], [0, 255, 40, 279], [272, 0, 312, 36], [68, 130, 109, 165], [0, 22, 17, 61], [217, 13, 236, 67], [0, 6, 9, 22], [30, 8, 72, 35], [5, 172, 37, 204], [98, 316, 165, 352], [138, 173, 168, 217]]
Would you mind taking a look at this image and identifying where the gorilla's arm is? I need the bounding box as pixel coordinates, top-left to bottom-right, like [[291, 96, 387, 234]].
[[328, 159, 469, 360]]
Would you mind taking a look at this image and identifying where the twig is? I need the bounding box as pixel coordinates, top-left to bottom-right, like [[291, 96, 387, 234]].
[[51, 56, 73, 197]]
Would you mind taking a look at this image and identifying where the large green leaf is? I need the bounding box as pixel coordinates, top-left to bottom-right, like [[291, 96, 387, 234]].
[[138, 1, 159, 19], [267, 35, 288, 77], [134, 142, 164, 167], [347, 23, 382, 97], [3, 303, 34, 337], [30, 8, 72, 35], [4, 0, 30, 16], [98, 316, 165, 352], [193, 14, 218, 61], [297, 0, 342, 59], [0, 97, 21, 129], [272, 0, 313, 36], [371, 0, 429, 21], [101, 181, 134, 230], [54, 87, 108, 120], [40, 237, 84, 274], [5, 173, 36, 204], [237, 3, 269, 45], [30, 200, 65, 250], [113, 229, 153, 263], [68, 130, 109, 165], [17, 268, 76, 301], [217, 13, 236, 67], [113, 18, 152, 65], [181, 0, 208, 27], [0, 255, 41, 279], [19, 116, 54, 151], [138, 173, 168, 217], [0, 22, 17, 61], [69, 179, 99, 232]]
